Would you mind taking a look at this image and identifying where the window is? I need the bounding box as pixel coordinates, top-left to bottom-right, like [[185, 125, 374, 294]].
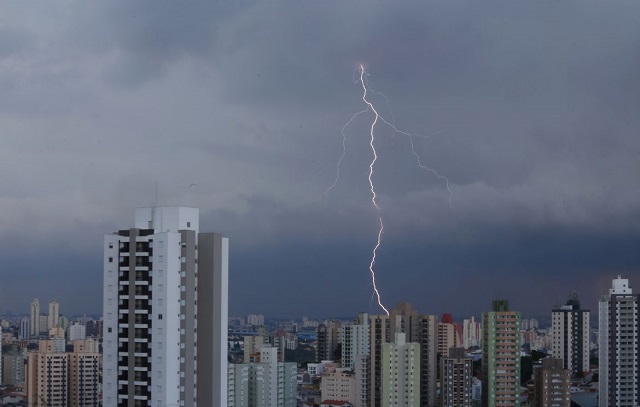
[[158, 314, 163, 320], [187, 222, 191, 227], [108, 257, 113, 263]]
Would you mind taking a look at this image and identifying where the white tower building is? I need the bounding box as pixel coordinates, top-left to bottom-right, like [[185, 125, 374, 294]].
[[599, 276, 640, 407], [340, 312, 370, 369], [551, 293, 590, 376], [102, 206, 228, 407]]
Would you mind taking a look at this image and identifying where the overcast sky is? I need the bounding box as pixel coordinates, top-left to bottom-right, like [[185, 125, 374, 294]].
[[1, 1, 639, 321]]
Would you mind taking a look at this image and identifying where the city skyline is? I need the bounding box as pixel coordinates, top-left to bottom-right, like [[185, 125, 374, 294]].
[[1, 1, 640, 319]]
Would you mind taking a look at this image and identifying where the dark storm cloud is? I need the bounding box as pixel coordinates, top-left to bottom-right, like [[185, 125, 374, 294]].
[[1, 0, 639, 318]]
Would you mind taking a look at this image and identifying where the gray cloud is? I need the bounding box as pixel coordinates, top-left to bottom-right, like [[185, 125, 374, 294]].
[[1, 0, 639, 318]]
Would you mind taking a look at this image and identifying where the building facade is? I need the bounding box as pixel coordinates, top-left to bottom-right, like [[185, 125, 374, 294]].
[[482, 300, 521, 407], [340, 313, 370, 370], [381, 332, 420, 407], [598, 276, 640, 407], [370, 303, 437, 407], [321, 368, 356, 405], [440, 348, 473, 407], [102, 206, 228, 407], [532, 358, 570, 407], [27, 339, 101, 407], [227, 346, 296, 407], [551, 293, 590, 376]]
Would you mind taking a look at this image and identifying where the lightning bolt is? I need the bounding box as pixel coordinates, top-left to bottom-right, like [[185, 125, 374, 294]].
[[322, 108, 369, 202], [326, 65, 452, 317], [359, 64, 390, 316]]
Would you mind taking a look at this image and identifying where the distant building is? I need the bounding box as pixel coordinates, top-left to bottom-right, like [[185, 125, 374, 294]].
[[19, 317, 30, 340], [321, 368, 356, 404], [227, 346, 296, 407], [48, 301, 59, 330], [38, 314, 48, 334], [532, 357, 570, 407], [340, 313, 370, 370], [438, 315, 458, 357], [599, 276, 640, 407], [30, 299, 40, 337], [462, 316, 481, 349], [317, 321, 341, 362], [482, 299, 521, 407], [551, 293, 590, 376], [247, 314, 265, 326], [2, 344, 25, 386], [440, 348, 473, 407], [67, 322, 86, 341]]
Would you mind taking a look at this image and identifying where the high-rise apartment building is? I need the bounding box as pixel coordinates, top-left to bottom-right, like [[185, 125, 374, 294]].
[[551, 293, 590, 376], [321, 368, 356, 405], [370, 303, 437, 407], [38, 314, 48, 334], [48, 301, 59, 330], [532, 358, 570, 407], [599, 276, 640, 407], [317, 320, 341, 362], [227, 346, 297, 407], [438, 315, 458, 358], [381, 332, 420, 407], [340, 312, 370, 370], [2, 344, 26, 386], [462, 316, 481, 349], [27, 339, 101, 407], [102, 206, 229, 407], [20, 317, 30, 340], [30, 299, 40, 337], [440, 348, 473, 407], [68, 322, 86, 341], [482, 300, 521, 407]]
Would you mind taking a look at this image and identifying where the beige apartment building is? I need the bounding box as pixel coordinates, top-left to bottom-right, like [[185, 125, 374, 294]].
[[26, 339, 101, 407]]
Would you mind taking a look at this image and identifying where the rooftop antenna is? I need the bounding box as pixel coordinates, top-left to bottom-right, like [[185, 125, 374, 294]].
[[155, 180, 158, 207]]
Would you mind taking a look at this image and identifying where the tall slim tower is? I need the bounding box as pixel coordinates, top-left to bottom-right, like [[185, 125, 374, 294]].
[[102, 206, 228, 407], [440, 348, 473, 407], [599, 276, 640, 407], [30, 299, 40, 337], [48, 300, 60, 330], [551, 293, 590, 376], [482, 300, 521, 407]]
